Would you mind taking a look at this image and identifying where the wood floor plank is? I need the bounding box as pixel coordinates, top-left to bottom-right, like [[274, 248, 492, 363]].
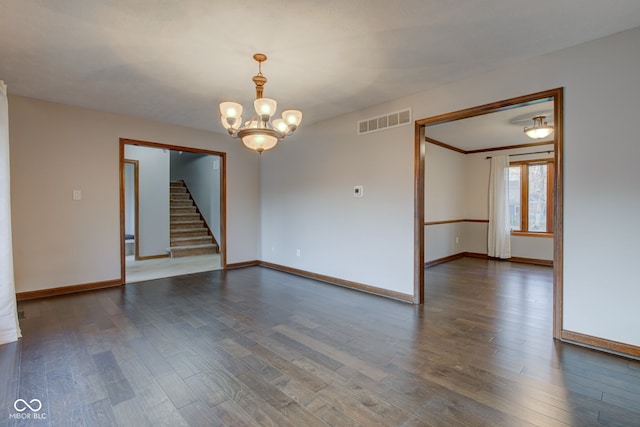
[[110, 398, 153, 427], [126, 336, 175, 378], [236, 370, 327, 427], [47, 394, 84, 427], [126, 384, 188, 427], [82, 398, 119, 427], [315, 385, 394, 427], [182, 373, 228, 408], [163, 352, 201, 380], [210, 399, 263, 427], [308, 398, 364, 427], [273, 324, 389, 382], [204, 363, 295, 427], [155, 372, 198, 409], [271, 375, 319, 407], [269, 330, 344, 371], [177, 400, 225, 427], [92, 350, 135, 406], [248, 339, 328, 392], [118, 357, 188, 426], [7, 258, 640, 426]]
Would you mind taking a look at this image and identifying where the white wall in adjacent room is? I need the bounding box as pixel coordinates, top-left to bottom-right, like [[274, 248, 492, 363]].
[[422, 142, 554, 263], [124, 162, 135, 237], [124, 144, 170, 257]]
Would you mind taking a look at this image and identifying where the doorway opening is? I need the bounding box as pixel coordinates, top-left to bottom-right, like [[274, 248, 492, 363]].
[[414, 88, 564, 339], [120, 138, 227, 283]]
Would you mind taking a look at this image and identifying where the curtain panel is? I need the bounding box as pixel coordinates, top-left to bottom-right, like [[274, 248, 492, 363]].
[[488, 155, 511, 259], [0, 81, 22, 345]]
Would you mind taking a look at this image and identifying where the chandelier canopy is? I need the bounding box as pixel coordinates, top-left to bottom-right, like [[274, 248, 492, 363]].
[[219, 53, 302, 153], [524, 115, 554, 139]]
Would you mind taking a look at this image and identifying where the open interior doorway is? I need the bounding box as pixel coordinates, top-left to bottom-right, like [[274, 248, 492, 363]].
[[120, 138, 227, 283], [414, 88, 563, 338]]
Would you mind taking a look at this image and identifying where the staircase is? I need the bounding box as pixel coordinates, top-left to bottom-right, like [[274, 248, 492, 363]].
[[168, 181, 218, 258]]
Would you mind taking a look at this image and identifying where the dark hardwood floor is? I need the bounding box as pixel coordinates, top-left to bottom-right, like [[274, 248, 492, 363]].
[[2, 258, 640, 426]]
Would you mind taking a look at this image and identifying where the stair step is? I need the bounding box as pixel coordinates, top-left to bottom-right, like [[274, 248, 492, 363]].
[[171, 213, 200, 221], [170, 236, 213, 247], [171, 206, 197, 214], [170, 193, 190, 200], [171, 220, 204, 229], [167, 181, 216, 254], [168, 244, 218, 258], [170, 228, 208, 238]]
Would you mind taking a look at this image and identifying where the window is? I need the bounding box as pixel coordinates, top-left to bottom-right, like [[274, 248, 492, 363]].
[[508, 160, 554, 235]]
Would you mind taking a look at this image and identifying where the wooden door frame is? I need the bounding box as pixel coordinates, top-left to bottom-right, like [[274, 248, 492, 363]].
[[413, 88, 564, 339], [119, 138, 228, 282]]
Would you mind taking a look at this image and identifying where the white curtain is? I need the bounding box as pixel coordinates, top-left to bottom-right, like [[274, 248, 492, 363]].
[[488, 155, 511, 259], [0, 80, 21, 345]]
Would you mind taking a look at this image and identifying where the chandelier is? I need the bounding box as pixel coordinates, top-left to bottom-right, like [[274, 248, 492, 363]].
[[524, 115, 554, 139], [219, 53, 302, 153]]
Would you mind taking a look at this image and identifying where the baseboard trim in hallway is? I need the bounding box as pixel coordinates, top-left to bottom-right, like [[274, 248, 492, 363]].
[[258, 260, 414, 303], [562, 330, 640, 359], [425, 252, 554, 268], [16, 278, 122, 301]]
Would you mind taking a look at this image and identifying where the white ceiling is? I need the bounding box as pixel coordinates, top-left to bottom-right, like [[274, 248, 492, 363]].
[[1, 1, 640, 133], [427, 101, 554, 151]]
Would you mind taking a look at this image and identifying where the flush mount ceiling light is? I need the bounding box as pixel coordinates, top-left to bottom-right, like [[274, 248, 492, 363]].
[[524, 115, 554, 139], [219, 53, 302, 153]]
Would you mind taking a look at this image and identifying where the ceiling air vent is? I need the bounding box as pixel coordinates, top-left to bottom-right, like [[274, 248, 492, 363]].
[[357, 108, 412, 135]]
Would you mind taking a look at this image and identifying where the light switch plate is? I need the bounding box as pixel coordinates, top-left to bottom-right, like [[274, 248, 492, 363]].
[[72, 190, 82, 201], [354, 185, 364, 197]]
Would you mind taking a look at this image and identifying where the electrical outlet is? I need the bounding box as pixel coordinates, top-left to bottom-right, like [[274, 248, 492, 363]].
[[72, 190, 82, 201], [455, 236, 459, 244]]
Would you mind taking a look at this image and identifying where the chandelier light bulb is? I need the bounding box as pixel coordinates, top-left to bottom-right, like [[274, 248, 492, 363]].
[[272, 118, 288, 134], [219, 101, 243, 132], [254, 98, 277, 122], [283, 109, 303, 127], [220, 102, 242, 119]]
